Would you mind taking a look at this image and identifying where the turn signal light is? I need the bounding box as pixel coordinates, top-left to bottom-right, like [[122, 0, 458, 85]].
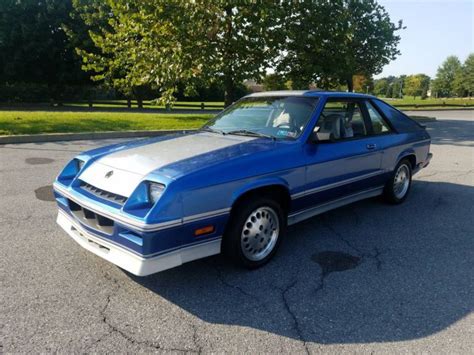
[[194, 225, 215, 236]]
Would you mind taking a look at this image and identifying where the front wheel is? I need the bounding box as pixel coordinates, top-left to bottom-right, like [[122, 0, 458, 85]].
[[223, 197, 286, 269], [383, 159, 412, 204]]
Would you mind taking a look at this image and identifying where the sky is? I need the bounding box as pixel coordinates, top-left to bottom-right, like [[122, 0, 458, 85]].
[[375, 0, 473, 78]]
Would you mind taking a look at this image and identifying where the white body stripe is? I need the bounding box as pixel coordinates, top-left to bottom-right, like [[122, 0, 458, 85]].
[[79, 132, 254, 197]]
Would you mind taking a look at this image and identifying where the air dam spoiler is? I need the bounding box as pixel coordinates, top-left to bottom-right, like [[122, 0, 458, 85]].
[[56, 210, 222, 276]]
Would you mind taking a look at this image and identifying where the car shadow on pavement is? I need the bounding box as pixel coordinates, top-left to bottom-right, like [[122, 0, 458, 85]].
[[129, 179, 474, 345], [425, 119, 474, 147]]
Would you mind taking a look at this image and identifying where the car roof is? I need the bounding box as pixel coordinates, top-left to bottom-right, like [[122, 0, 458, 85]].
[[246, 90, 375, 99]]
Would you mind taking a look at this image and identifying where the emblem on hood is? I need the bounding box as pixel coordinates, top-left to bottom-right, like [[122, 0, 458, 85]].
[[104, 170, 114, 179]]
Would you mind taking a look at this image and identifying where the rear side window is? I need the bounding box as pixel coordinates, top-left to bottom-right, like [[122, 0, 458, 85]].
[[366, 101, 391, 134], [372, 99, 423, 132]]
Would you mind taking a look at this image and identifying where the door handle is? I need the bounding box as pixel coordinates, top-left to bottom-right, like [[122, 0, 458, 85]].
[[366, 143, 377, 150]]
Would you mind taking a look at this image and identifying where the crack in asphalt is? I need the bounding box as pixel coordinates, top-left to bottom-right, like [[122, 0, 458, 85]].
[[372, 247, 383, 271], [433, 196, 448, 210], [417, 169, 473, 180], [88, 272, 200, 353], [191, 322, 203, 355], [209, 261, 317, 353], [451, 169, 474, 179], [275, 280, 310, 355], [417, 171, 440, 179], [207, 261, 267, 310], [321, 215, 384, 272]]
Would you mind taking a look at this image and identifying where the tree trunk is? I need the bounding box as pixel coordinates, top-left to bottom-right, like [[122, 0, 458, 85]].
[[224, 75, 235, 107], [346, 77, 354, 92], [223, 6, 235, 107]]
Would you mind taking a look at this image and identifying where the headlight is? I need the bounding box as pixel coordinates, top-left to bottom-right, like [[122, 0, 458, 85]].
[[148, 182, 165, 204], [57, 158, 86, 185]]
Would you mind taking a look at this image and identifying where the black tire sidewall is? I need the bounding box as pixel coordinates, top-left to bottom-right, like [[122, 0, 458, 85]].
[[223, 197, 286, 269]]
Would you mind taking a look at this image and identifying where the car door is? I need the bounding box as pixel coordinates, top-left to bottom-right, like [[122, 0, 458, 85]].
[[362, 99, 400, 176], [293, 98, 385, 212]]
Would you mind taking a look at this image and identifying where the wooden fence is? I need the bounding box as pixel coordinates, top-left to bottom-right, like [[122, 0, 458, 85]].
[[392, 102, 474, 108], [52, 99, 473, 110], [57, 99, 225, 110]]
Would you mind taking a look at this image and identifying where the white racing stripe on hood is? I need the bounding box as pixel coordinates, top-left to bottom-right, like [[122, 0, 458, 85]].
[[79, 162, 144, 197], [79, 132, 255, 197]]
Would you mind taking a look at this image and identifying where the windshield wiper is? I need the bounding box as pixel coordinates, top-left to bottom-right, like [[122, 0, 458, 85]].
[[226, 129, 276, 140], [200, 126, 226, 135]]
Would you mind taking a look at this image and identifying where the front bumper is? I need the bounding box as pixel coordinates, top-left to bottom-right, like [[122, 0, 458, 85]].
[[57, 210, 221, 276]]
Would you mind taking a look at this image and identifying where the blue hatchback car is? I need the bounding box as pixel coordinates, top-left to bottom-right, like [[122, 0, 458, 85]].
[[54, 91, 432, 276]]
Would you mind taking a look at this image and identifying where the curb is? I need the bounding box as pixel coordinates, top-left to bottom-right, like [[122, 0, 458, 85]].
[[401, 108, 474, 112], [407, 116, 437, 122], [0, 129, 197, 145]]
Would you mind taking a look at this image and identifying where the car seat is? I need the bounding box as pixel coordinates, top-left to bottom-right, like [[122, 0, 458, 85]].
[[318, 113, 345, 140]]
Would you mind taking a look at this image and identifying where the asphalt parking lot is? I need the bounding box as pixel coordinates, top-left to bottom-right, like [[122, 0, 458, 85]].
[[1, 110, 473, 353]]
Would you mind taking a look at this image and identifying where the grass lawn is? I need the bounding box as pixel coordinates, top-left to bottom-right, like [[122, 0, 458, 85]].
[[0, 111, 213, 136], [381, 96, 474, 108], [0, 109, 436, 136]]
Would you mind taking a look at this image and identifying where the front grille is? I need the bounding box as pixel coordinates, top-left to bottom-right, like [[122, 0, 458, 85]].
[[68, 199, 114, 235], [80, 181, 128, 205]]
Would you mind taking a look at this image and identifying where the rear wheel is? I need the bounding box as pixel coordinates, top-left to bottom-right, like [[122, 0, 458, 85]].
[[223, 197, 286, 269], [383, 159, 412, 204]]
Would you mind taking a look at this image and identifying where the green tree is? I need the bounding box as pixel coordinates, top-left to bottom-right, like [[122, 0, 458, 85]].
[[452, 69, 465, 97], [374, 75, 398, 97], [463, 53, 474, 96], [404, 75, 421, 99], [404, 74, 430, 99], [419, 74, 431, 99], [391, 77, 404, 98], [279, 0, 403, 91], [374, 78, 389, 96], [261, 73, 288, 91], [353, 75, 374, 93], [208, 4, 284, 106], [0, 0, 90, 99], [431, 55, 462, 97], [73, 1, 283, 106]]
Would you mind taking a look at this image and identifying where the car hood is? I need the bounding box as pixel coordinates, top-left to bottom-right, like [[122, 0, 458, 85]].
[[78, 132, 275, 197]]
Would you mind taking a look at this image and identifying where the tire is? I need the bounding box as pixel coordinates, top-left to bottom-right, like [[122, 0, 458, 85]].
[[383, 158, 413, 204], [223, 196, 287, 269]]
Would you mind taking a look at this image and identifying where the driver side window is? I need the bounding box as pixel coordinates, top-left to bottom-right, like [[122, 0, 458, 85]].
[[315, 101, 367, 141]]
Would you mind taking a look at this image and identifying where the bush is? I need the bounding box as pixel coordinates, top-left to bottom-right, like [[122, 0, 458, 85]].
[[0, 83, 50, 102], [0, 83, 118, 103], [174, 81, 250, 102]]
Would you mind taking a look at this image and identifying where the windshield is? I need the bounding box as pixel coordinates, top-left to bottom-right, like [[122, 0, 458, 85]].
[[203, 96, 319, 139]]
